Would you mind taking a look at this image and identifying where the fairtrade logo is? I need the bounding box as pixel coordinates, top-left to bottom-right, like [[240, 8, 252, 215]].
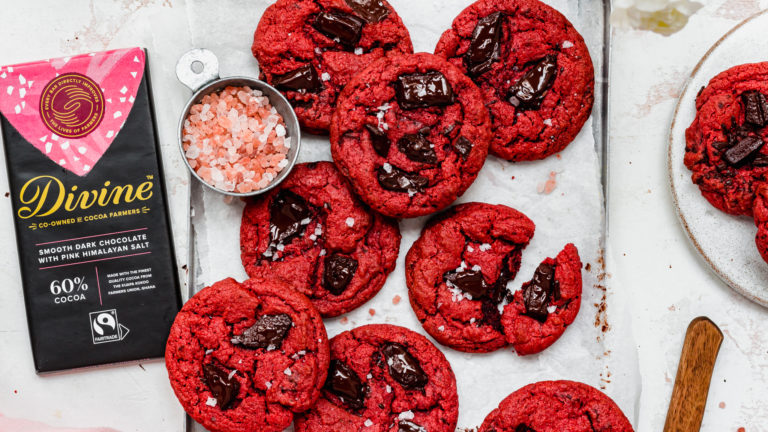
[[40, 73, 105, 139], [89, 309, 130, 344]]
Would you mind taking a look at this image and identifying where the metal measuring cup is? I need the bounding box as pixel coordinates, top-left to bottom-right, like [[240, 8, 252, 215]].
[[175, 48, 301, 197]]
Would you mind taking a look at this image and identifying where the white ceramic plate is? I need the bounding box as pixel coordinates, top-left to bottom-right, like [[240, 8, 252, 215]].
[[668, 9, 768, 307]]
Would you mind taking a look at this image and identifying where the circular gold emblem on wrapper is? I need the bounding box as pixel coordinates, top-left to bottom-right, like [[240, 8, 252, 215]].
[[40, 73, 105, 139]]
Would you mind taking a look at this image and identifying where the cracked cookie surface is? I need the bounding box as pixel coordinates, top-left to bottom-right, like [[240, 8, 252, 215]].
[[240, 161, 401, 317], [685, 62, 768, 216], [406, 203, 582, 355], [331, 52, 491, 218], [479, 380, 634, 432], [294, 324, 459, 432], [434, 0, 594, 162], [165, 278, 330, 432], [253, 0, 413, 134]]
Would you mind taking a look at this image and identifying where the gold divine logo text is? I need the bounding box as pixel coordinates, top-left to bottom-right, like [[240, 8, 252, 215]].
[[17, 175, 153, 219]]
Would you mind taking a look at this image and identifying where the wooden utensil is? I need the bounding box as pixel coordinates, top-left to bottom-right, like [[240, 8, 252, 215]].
[[663, 317, 724, 432]]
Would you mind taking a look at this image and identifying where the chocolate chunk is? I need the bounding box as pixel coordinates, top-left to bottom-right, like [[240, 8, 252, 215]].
[[273, 65, 322, 92], [231, 314, 293, 349], [508, 55, 558, 110], [466, 12, 504, 77], [324, 254, 358, 295], [492, 252, 521, 304], [742, 90, 768, 128], [313, 10, 365, 47], [202, 363, 240, 410], [325, 360, 365, 410], [345, 0, 390, 23], [398, 133, 437, 164], [444, 269, 491, 298], [523, 263, 556, 322], [516, 425, 536, 432], [381, 343, 428, 390], [395, 72, 455, 110], [377, 165, 429, 193], [399, 420, 427, 432], [270, 190, 312, 244], [453, 136, 472, 159], [712, 141, 732, 151], [365, 124, 390, 157], [724, 136, 764, 166]]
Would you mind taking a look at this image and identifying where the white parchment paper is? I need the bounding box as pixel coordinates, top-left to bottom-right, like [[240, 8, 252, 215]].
[[187, 0, 640, 430]]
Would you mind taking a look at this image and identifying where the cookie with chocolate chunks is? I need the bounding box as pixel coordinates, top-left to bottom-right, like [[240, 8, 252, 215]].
[[165, 278, 330, 432], [406, 203, 582, 355], [295, 324, 459, 432], [241, 162, 401, 317], [684, 62, 768, 216], [331, 53, 491, 218], [406, 202, 534, 352], [253, 0, 413, 134], [435, 0, 595, 161], [479, 380, 634, 432], [752, 185, 768, 265], [501, 243, 582, 355]]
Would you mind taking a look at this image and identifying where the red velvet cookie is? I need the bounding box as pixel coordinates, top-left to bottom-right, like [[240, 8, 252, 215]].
[[240, 161, 401, 317], [165, 278, 330, 432], [501, 243, 582, 355], [406, 202, 535, 352], [434, 0, 594, 161], [685, 62, 768, 216], [253, 0, 413, 134], [406, 203, 582, 355], [331, 52, 492, 218], [479, 380, 634, 432], [753, 185, 768, 264], [294, 324, 459, 432]]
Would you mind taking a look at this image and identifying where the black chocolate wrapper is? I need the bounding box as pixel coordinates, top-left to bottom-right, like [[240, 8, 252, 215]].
[[0, 49, 181, 372]]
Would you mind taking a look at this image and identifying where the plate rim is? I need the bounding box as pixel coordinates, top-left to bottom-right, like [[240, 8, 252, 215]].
[[667, 8, 768, 308]]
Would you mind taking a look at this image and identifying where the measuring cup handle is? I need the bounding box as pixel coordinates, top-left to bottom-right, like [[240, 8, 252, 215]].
[[176, 48, 220, 92]]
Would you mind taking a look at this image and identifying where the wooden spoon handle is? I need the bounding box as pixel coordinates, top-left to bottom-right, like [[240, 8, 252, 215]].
[[663, 317, 724, 432]]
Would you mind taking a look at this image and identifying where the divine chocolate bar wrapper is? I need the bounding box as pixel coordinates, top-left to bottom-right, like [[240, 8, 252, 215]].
[[0, 48, 181, 372]]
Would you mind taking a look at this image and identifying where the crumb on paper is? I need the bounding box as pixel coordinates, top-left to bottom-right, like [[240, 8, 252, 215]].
[[392, 295, 401, 305], [340, 316, 349, 324], [368, 308, 376, 316], [537, 171, 558, 195]]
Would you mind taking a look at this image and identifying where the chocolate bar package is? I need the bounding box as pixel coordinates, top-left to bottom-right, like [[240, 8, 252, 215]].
[[0, 48, 181, 372]]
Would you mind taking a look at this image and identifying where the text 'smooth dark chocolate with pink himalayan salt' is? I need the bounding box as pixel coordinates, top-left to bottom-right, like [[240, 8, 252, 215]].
[[0, 48, 181, 372]]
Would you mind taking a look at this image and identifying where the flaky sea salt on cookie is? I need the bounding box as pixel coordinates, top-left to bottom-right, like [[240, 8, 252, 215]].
[[182, 85, 291, 193]]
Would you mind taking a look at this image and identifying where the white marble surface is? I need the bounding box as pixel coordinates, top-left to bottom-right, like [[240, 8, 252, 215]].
[[0, 0, 765, 431]]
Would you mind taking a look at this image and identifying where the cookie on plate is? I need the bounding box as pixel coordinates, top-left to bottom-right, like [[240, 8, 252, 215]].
[[240, 161, 401, 317], [331, 52, 492, 218], [294, 324, 459, 432], [753, 185, 768, 264], [165, 278, 330, 432], [479, 380, 634, 432], [685, 62, 768, 216], [406, 202, 582, 355], [434, 0, 594, 161], [253, 0, 413, 134]]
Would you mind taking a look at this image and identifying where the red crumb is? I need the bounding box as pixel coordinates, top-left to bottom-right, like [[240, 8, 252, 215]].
[[719, 402, 726, 409], [537, 171, 558, 194], [182, 86, 290, 193], [510, 176, 515, 180], [369, 308, 376, 316], [556, 154, 562, 159], [738, 428, 745, 432], [340, 317, 349, 324], [392, 295, 401, 305], [13, 390, 18, 394]]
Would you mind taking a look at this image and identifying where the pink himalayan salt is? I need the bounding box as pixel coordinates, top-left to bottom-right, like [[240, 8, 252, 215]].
[[182, 86, 291, 193]]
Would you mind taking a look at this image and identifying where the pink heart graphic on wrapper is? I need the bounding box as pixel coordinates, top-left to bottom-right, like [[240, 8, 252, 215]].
[[0, 47, 145, 176]]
